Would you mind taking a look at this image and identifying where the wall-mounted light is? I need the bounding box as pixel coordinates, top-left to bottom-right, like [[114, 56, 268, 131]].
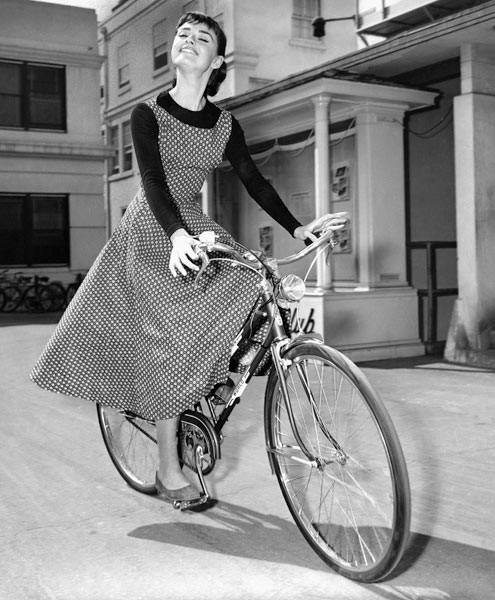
[[312, 15, 356, 38]]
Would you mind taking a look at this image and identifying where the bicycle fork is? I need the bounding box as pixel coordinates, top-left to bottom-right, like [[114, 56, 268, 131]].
[[270, 339, 347, 469]]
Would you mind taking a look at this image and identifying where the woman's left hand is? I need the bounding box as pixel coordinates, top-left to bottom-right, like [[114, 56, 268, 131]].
[[293, 225, 318, 243]]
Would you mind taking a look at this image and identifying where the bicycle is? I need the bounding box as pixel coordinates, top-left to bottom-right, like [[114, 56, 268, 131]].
[[97, 213, 411, 583], [22, 275, 66, 313]]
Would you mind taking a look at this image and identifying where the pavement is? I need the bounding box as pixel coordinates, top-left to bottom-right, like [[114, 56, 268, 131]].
[[1, 313, 495, 600]]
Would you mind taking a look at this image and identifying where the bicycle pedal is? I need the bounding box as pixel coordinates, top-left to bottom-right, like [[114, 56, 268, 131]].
[[173, 495, 211, 511]]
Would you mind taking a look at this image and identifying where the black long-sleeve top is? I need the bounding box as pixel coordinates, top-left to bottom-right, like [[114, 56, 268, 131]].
[[130, 91, 301, 238]]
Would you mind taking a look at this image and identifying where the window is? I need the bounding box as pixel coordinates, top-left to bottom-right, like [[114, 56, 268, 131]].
[[117, 43, 130, 88], [0, 60, 66, 130], [292, 0, 319, 39], [0, 194, 69, 266], [122, 120, 132, 172], [109, 121, 133, 175], [153, 19, 168, 71], [109, 125, 120, 175]]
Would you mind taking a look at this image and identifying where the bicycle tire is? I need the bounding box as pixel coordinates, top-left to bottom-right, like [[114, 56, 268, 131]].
[[47, 282, 66, 311], [97, 404, 158, 494], [264, 342, 411, 582], [22, 285, 52, 312], [2, 285, 22, 312]]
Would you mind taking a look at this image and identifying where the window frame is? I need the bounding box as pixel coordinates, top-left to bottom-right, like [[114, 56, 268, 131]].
[[108, 120, 134, 178], [291, 0, 319, 40], [117, 42, 131, 89], [109, 124, 120, 175], [122, 120, 133, 172], [0, 59, 67, 132], [152, 19, 169, 72]]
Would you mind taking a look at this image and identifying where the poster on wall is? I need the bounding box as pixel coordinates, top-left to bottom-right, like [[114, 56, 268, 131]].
[[331, 224, 351, 253], [331, 161, 350, 203], [259, 225, 273, 256]]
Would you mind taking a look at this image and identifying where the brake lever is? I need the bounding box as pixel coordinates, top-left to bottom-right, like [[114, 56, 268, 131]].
[[193, 248, 210, 287]]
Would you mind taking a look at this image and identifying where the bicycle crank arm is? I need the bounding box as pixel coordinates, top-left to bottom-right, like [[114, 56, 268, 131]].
[[173, 445, 211, 511]]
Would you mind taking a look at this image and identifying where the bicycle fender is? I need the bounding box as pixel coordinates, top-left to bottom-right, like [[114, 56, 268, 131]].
[[283, 332, 324, 354]]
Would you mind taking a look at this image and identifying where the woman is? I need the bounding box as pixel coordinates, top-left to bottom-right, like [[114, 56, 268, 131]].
[[31, 12, 313, 503]]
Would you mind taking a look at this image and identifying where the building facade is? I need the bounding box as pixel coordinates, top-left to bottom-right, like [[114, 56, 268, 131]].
[[99, 0, 359, 232], [0, 0, 109, 282], [346, 0, 495, 363], [100, 0, 495, 362]]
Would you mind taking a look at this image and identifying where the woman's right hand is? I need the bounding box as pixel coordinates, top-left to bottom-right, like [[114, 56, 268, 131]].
[[169, 229, 199, 277]]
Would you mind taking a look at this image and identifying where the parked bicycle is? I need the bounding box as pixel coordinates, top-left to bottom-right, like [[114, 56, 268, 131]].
[[97, 213, 411, 583], [21, 275, 65, 313]]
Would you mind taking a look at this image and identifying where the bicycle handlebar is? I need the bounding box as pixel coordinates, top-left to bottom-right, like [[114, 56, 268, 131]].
[[192, 212, 349, 270]]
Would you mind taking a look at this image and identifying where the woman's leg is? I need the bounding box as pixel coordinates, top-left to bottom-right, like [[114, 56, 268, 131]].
[[155, 416, 197, 490]]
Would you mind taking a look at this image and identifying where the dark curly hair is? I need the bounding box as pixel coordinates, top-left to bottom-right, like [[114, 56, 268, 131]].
[[175, 12, 227, 97]]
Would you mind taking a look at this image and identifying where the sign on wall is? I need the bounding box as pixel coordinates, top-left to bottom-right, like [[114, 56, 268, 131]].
[[332, 161, 351, 203]]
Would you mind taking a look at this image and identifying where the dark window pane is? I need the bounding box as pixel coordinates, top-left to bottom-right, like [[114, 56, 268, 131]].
[[31, 195, 68, 264], [0, 61, 66, 130], [0, 194, 69, 266], [27, 65, 65, 129], [154, 52, 168, 70], [0, 196, 25, 264], [0, 62, 22, 127], [32, 230, 68, 264]]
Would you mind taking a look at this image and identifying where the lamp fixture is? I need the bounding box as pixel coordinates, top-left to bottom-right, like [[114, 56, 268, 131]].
[[312, 15, 356, 38]]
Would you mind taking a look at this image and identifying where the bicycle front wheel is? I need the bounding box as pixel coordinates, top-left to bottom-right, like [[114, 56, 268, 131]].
[[264, 342, 411, 582], [97, 404, 158, 494]]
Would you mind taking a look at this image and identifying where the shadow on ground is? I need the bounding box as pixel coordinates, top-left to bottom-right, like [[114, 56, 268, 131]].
[[129, 500, 495, 599]]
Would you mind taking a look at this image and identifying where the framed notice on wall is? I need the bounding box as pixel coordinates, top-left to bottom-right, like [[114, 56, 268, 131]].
[[259, 225, 273, 256], [331, 161, 350, 203]]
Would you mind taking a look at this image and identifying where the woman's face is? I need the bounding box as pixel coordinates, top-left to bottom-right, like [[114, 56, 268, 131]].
[[171, 21, 223, 75]]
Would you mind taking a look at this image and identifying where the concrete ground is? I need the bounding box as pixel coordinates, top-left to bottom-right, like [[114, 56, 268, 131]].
[[1, 315, 495, 600]]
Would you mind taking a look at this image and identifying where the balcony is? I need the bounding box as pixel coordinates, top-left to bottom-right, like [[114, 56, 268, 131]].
[[356, 0, 493, 37]]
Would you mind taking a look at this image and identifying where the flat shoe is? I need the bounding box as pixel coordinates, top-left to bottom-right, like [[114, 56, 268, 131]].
[[155, 474, 202, 503]]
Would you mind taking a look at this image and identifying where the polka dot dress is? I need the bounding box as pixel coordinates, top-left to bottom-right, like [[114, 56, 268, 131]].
[[30, 98, 261, 421]]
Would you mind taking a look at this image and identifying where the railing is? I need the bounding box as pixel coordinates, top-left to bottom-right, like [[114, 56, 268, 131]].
[[407, 241, 457, 354]]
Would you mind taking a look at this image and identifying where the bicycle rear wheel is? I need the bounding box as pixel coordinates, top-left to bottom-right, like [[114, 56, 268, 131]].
[[97, 404, 158, 494], [264, 342, 410, 582], [2, 285, 22, 312]]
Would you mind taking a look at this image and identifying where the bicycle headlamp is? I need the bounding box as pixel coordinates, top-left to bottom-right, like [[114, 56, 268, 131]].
[[278, 274, 305, 302]]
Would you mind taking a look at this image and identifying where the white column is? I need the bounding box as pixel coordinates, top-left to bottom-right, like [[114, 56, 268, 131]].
[[312, 93, 332, 289], [446, 43, 495, 357], [354, 103, 409, 288]]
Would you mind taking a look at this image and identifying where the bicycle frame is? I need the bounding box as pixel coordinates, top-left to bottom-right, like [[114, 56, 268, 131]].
[[199, 267, 343, 469]]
